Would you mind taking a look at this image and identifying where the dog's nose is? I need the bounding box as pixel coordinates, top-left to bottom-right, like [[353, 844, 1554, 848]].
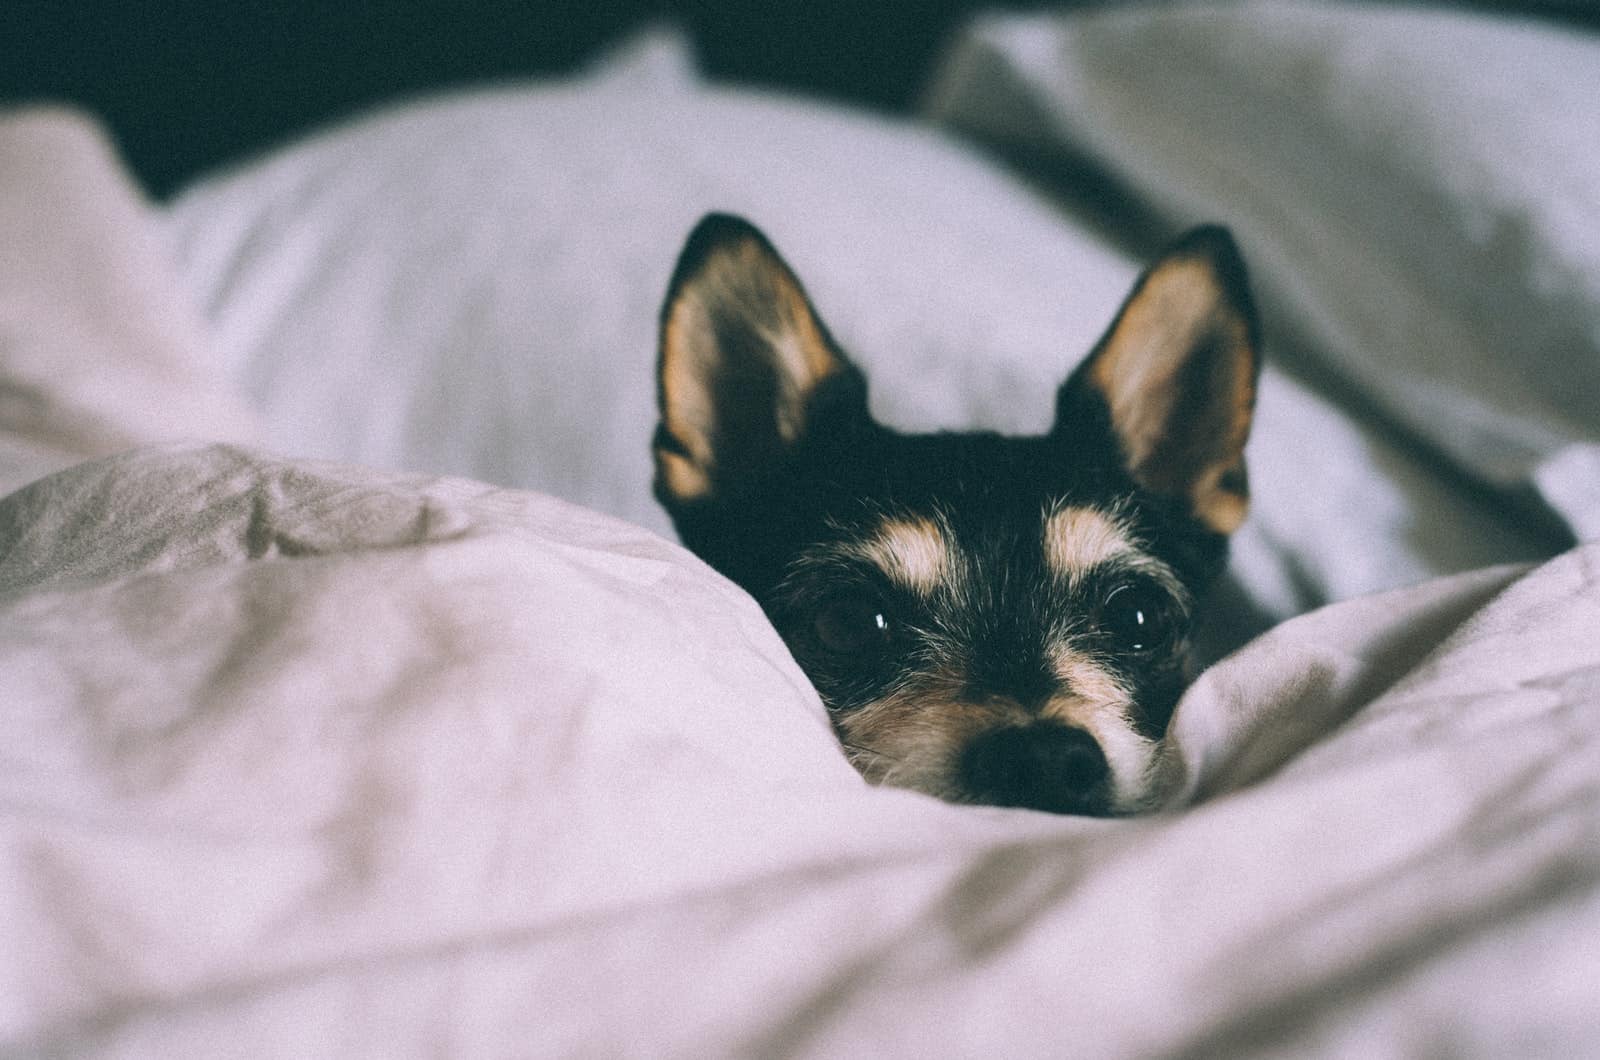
[[957, 723, 1111, 815]]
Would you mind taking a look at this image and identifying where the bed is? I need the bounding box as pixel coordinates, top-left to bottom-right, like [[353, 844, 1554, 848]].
[[3, 3, 1597, 1055]]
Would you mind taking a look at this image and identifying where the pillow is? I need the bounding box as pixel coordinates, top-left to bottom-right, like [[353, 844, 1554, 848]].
[[927, 1, 1600, 541], [163, 35, 1135, 539], [162, 33, 1547, 640], [0, 107, 259, 496]]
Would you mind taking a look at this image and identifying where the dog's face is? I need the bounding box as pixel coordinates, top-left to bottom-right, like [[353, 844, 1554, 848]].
[[653, 215, 1259, 815]]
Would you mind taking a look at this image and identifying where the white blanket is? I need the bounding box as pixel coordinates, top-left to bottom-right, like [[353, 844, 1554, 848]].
[[3, 445, 1597, 1056]]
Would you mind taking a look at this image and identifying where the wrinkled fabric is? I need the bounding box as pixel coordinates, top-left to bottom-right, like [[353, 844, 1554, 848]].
[[3, 446, 1597, 1057]]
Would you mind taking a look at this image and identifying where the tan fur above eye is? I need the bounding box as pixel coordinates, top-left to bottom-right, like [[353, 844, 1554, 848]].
[[849, 516, 953, 596], [1042, 506, 1134, 583]]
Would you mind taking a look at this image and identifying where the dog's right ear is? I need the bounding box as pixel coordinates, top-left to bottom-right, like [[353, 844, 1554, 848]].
[[1054, 226, 1261, 536], [654, 214, 861, 509]]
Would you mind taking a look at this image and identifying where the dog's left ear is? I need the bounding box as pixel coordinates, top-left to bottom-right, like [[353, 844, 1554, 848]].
[[1055, 226, 1261, 535], [654, 214, 859, 509]]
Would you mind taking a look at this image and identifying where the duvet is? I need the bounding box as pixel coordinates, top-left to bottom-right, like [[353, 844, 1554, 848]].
[[3, 446, 1597, 1057]]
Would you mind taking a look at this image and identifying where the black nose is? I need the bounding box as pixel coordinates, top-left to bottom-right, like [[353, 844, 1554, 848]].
[[957, 723, 1111, 815]]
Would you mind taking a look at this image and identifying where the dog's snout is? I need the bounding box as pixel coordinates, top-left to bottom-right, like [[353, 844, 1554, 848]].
[[957, 723, 1111, 815]]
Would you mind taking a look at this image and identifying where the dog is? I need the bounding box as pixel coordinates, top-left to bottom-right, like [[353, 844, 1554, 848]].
[[652, 214, 1259, 815]]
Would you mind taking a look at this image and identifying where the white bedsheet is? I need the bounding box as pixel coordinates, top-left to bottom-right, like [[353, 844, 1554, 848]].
[[3, 445, 1597, 1056]]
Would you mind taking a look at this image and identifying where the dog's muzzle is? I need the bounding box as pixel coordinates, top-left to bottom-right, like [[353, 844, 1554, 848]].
[[956, 722, 1112, 815]]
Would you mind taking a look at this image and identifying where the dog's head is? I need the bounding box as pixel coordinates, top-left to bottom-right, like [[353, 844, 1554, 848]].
[[653, 214, 1259, 815]]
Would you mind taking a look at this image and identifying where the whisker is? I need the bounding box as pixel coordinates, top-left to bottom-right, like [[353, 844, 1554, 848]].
[[840, 740, 901, 764]]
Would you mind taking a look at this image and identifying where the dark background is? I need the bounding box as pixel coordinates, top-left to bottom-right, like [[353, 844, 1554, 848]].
[[4, 1, 1595, 199]]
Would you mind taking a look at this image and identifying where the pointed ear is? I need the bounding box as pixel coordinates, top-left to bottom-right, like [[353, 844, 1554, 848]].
[[654, 214, 861, 508], [1055, 226, 1261, 535]]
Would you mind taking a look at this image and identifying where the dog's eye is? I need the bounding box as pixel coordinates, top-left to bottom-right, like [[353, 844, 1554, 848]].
[[813, 593, 893, 655], [1099, 584, 1168, 653]]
